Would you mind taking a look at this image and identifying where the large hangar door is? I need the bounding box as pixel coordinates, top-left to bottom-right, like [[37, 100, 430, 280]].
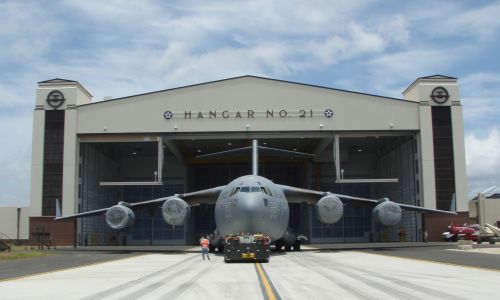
[[79, 141, 187, 246], [311, 134, 420, 243]]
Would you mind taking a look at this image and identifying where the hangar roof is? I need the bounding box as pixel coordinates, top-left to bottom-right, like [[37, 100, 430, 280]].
[[78, 75, 410, 107]]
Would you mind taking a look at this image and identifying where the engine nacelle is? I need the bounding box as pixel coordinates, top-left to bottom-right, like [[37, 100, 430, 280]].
[[161, 197, 190, 226], [105, 204, 135, 230], [315, 195, 344, 224], [372, 199, 402, 227]]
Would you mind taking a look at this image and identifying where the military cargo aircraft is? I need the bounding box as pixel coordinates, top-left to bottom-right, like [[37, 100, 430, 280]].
[[57, 140, 455, 252]]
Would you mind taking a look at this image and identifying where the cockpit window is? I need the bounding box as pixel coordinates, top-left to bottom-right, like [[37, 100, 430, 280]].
[[260, 187, 273, 196], [239, 186, 261, 193], [230, 187, 240, 196]]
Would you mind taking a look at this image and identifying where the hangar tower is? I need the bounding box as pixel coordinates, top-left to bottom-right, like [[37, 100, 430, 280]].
[[29, 75, 468, 246]]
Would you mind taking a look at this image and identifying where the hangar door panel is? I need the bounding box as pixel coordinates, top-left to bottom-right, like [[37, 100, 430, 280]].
[[79, 142, 187, 246]]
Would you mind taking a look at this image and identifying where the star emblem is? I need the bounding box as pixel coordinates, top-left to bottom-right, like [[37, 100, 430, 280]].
[[324, 109, 334, 118], [164, 111, 173, 120]]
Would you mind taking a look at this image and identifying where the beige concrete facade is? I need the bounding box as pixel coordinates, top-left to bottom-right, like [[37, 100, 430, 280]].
[[26, 75, 469, 244], [75, 78, 420, 134], [403, 75, 467, 211]]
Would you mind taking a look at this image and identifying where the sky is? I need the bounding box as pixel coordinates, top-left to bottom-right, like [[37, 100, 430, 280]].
[[0, 0, 499, 207]]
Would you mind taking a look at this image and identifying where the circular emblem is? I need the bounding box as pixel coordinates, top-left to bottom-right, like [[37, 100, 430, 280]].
[[324, 109, 334, 118], [46, 90, 65, 108], [163, 111, 173, 120], [430, 87, 449, 104]]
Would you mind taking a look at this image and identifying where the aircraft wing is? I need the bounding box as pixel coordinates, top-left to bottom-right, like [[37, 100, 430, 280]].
[[55, 185, 225, 220], [277, 184, 456, 215], [176, 186, 225, 205], [55, 207, 111, 220]]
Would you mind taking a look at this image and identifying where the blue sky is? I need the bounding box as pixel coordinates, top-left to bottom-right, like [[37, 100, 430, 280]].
[[1, 0, 499, 206]]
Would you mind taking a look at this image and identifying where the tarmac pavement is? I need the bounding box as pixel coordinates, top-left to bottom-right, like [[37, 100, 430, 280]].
[[0, 243, 499, 299]]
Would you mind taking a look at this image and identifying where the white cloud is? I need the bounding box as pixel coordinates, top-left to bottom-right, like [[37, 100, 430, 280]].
[[438, 1, 500, 40], [460, 73, 500, 129], [465, 127, 500, 196], [0, 1, 61, 63], [0, 0, 499, 207]]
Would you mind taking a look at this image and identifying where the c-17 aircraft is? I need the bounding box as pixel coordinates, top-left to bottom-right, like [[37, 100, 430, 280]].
[[57, 140, 455, 255]]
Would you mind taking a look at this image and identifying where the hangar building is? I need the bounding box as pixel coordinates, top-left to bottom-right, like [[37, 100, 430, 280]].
[[29, 75, 469, 246]]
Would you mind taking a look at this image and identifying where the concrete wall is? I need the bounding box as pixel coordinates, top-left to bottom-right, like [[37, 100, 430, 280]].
[[0, 207, 29, 240], [469, 194, 500, 226], [30, 110, 45, 217], [76, 77, 420, 134], [404, 76, 467, 212]]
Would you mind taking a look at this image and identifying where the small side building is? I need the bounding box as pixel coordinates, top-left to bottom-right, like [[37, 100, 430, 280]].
[[469, 192, 500, 226]]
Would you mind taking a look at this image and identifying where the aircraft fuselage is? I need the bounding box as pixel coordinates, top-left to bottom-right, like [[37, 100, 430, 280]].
[[214, 175, 289, 241]]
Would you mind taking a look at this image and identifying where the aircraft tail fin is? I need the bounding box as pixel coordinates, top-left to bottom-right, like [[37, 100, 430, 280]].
[[55, 198, 62, 218], [252, 140, 258, 176]]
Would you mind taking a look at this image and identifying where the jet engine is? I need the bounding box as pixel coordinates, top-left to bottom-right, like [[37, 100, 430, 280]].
[[315, 195, 344, 224], [161, 197, 190, 226], [372, 198, 402, 227], [105, 203, 135, 230]]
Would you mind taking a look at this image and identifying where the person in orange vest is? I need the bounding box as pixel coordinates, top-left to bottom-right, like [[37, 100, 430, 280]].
[[200, 235, 210, 261]]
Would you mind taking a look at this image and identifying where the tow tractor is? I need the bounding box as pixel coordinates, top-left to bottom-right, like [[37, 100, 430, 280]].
[[223, 233, 271, 262]]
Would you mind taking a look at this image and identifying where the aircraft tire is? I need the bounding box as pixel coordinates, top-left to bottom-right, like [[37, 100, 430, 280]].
[[293, 241, 301, 251], [285, 245, 292, 251], [274, 241, 283, 251], [451, 235, 458, 242]]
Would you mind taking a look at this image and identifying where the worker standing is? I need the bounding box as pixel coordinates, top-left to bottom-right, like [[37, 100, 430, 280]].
[[200, 236, 210, 261]]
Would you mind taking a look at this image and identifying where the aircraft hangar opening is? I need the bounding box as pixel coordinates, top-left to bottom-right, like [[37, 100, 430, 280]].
[[29, 75, 469, 246], [78, 132, 420, 246]]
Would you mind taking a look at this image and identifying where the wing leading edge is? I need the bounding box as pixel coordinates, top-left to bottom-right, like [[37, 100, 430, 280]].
[[277, 184, 456, 215], [55, 186, 225, 221]]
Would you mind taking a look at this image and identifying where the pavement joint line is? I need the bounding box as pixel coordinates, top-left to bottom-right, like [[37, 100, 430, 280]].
[[353, 250, 500, 272], [0, 253, 150, 283]]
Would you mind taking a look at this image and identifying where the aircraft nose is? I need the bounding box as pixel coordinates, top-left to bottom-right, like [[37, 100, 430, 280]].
[[231, 194, 258, 226], [240, 194, 268, 231]]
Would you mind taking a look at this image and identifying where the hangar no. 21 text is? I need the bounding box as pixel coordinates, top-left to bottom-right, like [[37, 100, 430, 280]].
[[163, 109, 334, 120]]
